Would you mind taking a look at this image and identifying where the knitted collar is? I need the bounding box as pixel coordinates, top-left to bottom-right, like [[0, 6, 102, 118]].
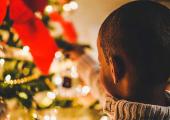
[[104, 95, 170, 120]]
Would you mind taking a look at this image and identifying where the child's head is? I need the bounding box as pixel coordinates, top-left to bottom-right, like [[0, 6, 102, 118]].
[[98, 1, 170, 97]]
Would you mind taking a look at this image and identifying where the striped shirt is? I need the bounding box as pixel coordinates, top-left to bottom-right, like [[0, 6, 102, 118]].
[[104, 95, 170, 120]]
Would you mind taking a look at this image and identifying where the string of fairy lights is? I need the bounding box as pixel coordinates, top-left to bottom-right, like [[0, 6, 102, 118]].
[[45, 0, 78, 13], [3, 74, 40, 85], [0, 44, 39, 85]]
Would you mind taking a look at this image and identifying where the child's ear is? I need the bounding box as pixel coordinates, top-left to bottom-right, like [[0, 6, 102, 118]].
[[109, 57, 117, 84], [109, 55, 125, 84]]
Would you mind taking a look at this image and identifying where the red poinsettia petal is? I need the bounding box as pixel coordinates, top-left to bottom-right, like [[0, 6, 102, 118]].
[[10, 0, 58, 75], [10, 0, 34, 23], [62, 21, 77, 43], [0, 0, 8, 24], [49, 12, 77, 43], [49, 12, 64, 23], [23, 0, 47, 13], [13, 18, 58, 75]]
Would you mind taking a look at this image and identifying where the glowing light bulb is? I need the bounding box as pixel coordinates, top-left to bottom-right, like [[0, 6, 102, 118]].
[[0, 59, 5, 66], [6, 114, 10, 119], [71, 66, 78, 78], [55, 51, 63, 60], [100, 116, 110, 120], [81, 86, 91, 96], [63, 4, 71, 11], [18, 92, 28, 99], [63, 1, 78, 11], [44, 115, 50, 120], [23, 46, 30, 53], [45, 5, 53, 13], [70, 1, 78, 10], [47, 92, 56, 99], [52, 75, 63, 86], [5, 74, 11, 82], [35, 12, 42, 19], [32, 113, 38, 119]]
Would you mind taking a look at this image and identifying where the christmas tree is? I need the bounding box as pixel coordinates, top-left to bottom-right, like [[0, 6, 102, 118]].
[[0, 0, 104, 119]]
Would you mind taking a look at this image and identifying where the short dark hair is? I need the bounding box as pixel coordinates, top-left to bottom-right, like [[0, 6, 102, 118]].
[[99, 1, 170, 83]]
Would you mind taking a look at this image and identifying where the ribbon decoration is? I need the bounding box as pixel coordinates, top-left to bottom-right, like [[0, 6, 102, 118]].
[[0, 0, 58, 75], [49, 12, 77, 43]]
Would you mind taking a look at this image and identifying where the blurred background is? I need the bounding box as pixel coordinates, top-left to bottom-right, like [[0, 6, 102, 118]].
[[0, 0, 170, 120]]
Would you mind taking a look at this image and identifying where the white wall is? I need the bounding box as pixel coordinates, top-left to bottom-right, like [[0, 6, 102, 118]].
[[65, 0, 131, 59], [65, 0, 170, 60]]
